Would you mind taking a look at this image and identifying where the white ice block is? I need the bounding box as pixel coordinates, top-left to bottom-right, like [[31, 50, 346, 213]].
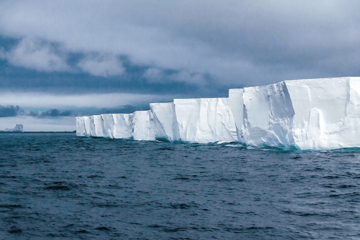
[[101, 114, 115, 138], [150, 102, 179, 141], [113, 114, 133, 139], [89, 115, 104, 137], [132, 111, 156, 141], [174, 98, 237, 143], [242, 81, 295, 148], [76, 117, 86, 137], [83, 116, 91, 137], [284, 77, 360, 150], [228, 89, 244, 142], [342, 78, 360, 147]]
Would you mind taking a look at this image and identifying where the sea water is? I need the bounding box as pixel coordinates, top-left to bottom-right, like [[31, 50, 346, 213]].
[[1, 133, 360, 239]]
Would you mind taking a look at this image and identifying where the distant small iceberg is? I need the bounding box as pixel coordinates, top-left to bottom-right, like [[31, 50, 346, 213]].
[[3, 124, 23, 132]]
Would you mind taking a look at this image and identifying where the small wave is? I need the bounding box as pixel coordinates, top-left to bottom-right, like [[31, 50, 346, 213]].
[[95, 226, 111, 231]]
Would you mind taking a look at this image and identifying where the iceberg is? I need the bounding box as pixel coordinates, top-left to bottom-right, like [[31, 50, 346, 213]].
[[2, 124, 23, 132], [76, 76, 360, 150]]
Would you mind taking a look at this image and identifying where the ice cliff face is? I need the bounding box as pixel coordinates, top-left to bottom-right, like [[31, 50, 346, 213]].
[[132, 111, 156, 141], [150, 102, 178, 141], [285, 77, 360, 150], [76, 76, 360, 150], [113, 114, 133, 139], [242, 81, 295, 148], [174, 98, 237, 143]]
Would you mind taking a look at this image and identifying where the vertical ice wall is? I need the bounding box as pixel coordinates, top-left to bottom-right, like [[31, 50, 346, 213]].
[[76, 114, 134, 139], [89, 115, 104, 137], [113, 114, 133, 139], [132, 111, 156, 141], [242, 81, 295, 148], [284, 77, 360, 150], [343, 78, 360, 147], [150, 102, 179, 141], [228, 89, 244, 142], [173, 99, 200, 142], [173, 98, 237, 143], [83, 116, 91, 137], [76, 116, 91, 137], [75, 117, 86, 137], [101, 114, 115, 138]]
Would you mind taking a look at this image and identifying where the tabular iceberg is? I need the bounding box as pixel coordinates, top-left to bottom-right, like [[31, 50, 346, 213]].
[[76, 76, 360, 150]]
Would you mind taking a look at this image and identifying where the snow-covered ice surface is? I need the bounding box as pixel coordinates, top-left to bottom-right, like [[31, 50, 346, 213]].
[[76, 77, 360, 150]]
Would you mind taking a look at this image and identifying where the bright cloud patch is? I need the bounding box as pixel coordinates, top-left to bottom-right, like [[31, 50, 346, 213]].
[[144, 68, 206, 85], [143, 68, 165, 83], [78, 54, 125, 77], [2, 38, 69, 72], [0, 92, 172, 108]]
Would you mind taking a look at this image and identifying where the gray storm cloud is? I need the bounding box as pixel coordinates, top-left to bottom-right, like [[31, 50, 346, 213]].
[[2, 38, 69, 72], [1, 0, 359, 87]]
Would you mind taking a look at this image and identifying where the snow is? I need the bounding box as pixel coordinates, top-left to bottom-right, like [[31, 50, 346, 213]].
[[76, 76, 360, 150]]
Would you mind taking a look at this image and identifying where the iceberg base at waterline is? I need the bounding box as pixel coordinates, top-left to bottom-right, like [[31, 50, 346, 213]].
[[76, 77, 360, 151], [1, 124, 24, 132]]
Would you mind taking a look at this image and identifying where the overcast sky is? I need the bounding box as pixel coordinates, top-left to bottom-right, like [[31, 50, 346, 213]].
[[1, 0, 360, 131]]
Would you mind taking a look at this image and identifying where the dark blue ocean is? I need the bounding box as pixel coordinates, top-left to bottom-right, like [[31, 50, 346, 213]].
[[1, 133, 360, 239]]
